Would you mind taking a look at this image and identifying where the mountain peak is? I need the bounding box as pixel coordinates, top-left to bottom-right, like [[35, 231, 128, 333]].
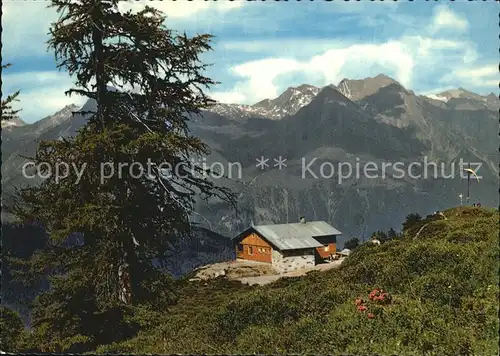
[[50, 104, 80, 116], [294, 84, 319, 91], [1, 116, 26, 129], [250, 84, 321, 119], [374, 73, 396, 81], [337, 74, 400, 101], [208, 84, 321, 121], [339, 73, 398, 85], [279, 84, 320, 99], [314, 84, 356, 104], [434, 88, 484, 103], [30, 103, 81, 133]]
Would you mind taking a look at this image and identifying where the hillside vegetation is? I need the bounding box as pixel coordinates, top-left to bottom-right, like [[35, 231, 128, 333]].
[[94, 206, 499, 355]]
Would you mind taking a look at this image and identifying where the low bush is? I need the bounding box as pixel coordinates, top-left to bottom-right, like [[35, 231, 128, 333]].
[[21, 207, 500, 355]]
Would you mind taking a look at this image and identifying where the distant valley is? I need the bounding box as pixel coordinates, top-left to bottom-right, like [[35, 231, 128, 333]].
[[2, 74, 499, 245]]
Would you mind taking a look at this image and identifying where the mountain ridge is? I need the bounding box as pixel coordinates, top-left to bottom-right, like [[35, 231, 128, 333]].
[[10, 74, 498, 126], [1, 117, 26, 129], [209, 75, 498, 122], [2, 74, 498, 241]]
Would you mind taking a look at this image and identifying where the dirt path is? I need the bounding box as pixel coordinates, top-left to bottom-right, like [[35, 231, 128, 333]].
[[191, 258, 345, 286], [237, 259, 344, 286]]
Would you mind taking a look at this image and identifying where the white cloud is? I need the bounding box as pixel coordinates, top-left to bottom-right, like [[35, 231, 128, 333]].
[[211, 7, 483, 106], [1, 0, 246, 121], [402, 35, 477, 65], [3, 0, 494, 119], [210, 91, 247, 104], [220, 39, 342, 56], [441, 64, 498, 89], [213, 36, 475, 104], [454, 65, 497, 79], [2, 2, 58, 58], [3, 71, 87, 123], [118, 0, 244, 18], [2, 0, 244, 58], [430, 5, 469, 33], [419, 87, 456, 97]]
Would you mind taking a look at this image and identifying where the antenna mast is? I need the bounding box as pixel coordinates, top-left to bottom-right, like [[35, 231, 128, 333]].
[[284, 189, 289, 224], [466, 162, 471, 205]]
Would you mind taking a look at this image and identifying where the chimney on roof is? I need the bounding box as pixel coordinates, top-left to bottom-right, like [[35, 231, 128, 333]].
[[299, 216, 306, 224]]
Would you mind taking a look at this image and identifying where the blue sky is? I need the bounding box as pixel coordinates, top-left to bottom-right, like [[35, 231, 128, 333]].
[[2, 0, 498, 123]]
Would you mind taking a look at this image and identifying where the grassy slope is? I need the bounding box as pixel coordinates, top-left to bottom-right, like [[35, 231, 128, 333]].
[[97, 207, 499, 355]]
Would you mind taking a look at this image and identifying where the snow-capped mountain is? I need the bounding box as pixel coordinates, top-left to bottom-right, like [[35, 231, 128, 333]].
[[208, 103, 270, 120], [209, 84, 321, 120], [424, 88, 499, 111], [208, 75, 405, 121], [1, 117, 26, 129], [251, 84, 321, 119], [30, 104, 80, 134], [428, 88, 485, 102], [425, 88, 498, 103], [0, 74, 497, 283], [209, 75, 498, 122]]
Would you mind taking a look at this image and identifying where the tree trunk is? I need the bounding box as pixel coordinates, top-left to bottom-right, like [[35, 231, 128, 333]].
[[118, 251, 132, 305], [91, 3, 107, 130]]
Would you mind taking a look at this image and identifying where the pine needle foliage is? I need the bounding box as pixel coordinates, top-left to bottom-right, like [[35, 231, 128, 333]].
[[10, 0, 235, 351]]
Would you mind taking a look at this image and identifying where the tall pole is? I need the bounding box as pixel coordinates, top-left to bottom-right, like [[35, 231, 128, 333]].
[[466, 162, 471, 205], [284, 188, 289, 224]]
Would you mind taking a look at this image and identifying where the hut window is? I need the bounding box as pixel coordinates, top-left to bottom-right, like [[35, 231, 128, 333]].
[[248, 246, 253, 255], [324, 246, 329, 252]]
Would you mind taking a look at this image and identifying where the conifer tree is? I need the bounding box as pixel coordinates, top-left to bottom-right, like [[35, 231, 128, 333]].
[[12, 0, 234, 350], [402, 213, 422, 231], [387, 227, 398, 240], [343, 237, 359, 250]]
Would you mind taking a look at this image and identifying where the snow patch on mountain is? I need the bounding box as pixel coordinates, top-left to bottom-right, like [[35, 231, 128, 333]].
[[337, 74, 399, 102], [436, 88, 487, 102], [1, 118, 25, 129], [46, 104, 80, 125], [209, 84, 321, 120], [31, 104, 80, 134], [425, 94, 449, 102], [208, 103, 270, 120], [338, 80, 353, 100]]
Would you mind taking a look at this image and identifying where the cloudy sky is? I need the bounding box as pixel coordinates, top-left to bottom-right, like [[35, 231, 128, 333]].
[[2, 0, 498, 123]]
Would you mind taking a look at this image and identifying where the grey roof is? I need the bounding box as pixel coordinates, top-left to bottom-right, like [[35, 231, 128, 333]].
[[237, 221, 341, 251], [339, 248, 351, 255]]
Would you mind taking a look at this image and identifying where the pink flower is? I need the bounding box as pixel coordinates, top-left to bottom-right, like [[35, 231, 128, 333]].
[[369, 288, 380, 299], [367, 312, 375, 319], [358, 305, 367, 312]]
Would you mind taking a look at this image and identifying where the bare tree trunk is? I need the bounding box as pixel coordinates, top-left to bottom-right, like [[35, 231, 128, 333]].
[[118, 251, 132, 305]]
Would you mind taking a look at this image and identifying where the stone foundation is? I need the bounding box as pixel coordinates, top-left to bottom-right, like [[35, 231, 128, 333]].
[[272, 248, 315, 273]]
